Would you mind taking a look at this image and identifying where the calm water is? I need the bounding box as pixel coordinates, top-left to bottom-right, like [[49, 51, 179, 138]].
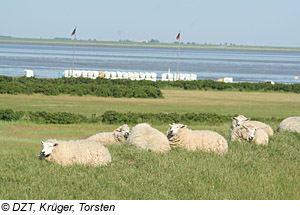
[[0, 42, 300, 83]]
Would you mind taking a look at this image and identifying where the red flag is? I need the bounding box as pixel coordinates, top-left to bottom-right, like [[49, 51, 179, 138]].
[[176, 32, 180, 40]]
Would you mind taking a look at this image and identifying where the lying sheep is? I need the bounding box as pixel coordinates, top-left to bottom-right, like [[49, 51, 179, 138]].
[[230, 125, 249, 142], [167, 123, 228, 155], [230, 124, 268, 145], [39, 139, 112, 166], [231, 115, 273, 136], [86, 124, 130, 145], [278, 116, 300, 133], [126, 123, 171, 153]]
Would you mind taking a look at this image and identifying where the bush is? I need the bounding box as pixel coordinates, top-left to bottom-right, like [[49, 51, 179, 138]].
[[0, 76, 164, 99], [0, 109, 24, 121], [27, 111, 88, 124]]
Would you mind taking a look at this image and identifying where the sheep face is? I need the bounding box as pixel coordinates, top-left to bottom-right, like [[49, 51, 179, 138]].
[[167, 123, 187, 139], [242, 125, 257, 141], [232, 115, 250, 127], [39, 141, 58, 159], [114, 124, 130, 141]]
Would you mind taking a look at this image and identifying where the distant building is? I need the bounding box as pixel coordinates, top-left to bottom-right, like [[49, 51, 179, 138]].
[[54, 37, 71, 40], [138, 40, 149, 43], [0, 35, 12, 38]]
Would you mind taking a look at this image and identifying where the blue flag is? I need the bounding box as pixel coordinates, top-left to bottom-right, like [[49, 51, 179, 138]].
[[71, 27, 76, 36]]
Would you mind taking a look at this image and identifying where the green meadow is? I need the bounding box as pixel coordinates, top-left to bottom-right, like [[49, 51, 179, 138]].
[[1, 90, 300, 118], [0, 90, 300, 199]]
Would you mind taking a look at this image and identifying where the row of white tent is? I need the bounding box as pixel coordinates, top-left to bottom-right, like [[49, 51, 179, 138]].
[[63, 70, 158, 81], [161, 73, 197, 81], [63, 70, 198, 81]]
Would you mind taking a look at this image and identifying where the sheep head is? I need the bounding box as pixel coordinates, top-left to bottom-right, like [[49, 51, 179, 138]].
[[167, 123, 187, 139], [39, 141, 58, 159], [232, 115, 250, 127], [113, 124, 130, 141], [242, 125, 257, 141]]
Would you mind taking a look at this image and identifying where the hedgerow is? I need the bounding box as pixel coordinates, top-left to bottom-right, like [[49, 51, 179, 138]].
[[0, 109, 283, 125], [0, 76, 163, 98], [156, 80, 300, 93], [101, 111, 281, 125], [0, 76, 299, 98]]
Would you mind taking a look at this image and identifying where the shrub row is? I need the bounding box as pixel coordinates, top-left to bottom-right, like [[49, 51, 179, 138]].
[[0, 109, 282, 125], [1, 76, 300, 98], [156, 80, 300, 93], [0, 109, 92, 124], [101, 111, 281, 125], [0, 76, 163, 98]]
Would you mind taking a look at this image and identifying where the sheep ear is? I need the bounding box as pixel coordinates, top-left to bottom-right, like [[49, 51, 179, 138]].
[[169, 123, 172, 127], [53, 143, 59, 147], [41, 141, 45, 145], [181, 125, 187, 129], [245, 118, 250, 121], [231, 117, 236, 120], [115, 128, 121, 132]]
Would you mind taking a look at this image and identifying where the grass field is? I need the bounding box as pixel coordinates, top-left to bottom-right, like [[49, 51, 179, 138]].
[[1, 90, 300, 199], [1, 90, 300, 118]]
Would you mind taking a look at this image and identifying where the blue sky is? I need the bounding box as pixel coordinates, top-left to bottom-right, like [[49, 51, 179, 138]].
[[1, 0, 299, 46]]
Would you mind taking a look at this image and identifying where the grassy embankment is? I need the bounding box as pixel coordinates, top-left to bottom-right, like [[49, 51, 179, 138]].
[[0, 90, 300, 199], [1, 37, 300, 52]]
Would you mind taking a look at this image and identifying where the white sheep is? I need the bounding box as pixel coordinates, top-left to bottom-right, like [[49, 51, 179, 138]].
[[39, 139, 112, 166], [167, 123, 228, 155], [231, 115, 274, 136], [230, 124, 268, 145], [126, 123, 171, 153], [229, 126, 249, 142], [278, 116, 300, 133], [85, 124, 130, 145]]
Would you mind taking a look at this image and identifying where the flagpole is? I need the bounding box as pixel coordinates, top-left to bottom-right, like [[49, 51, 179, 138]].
[[176, 32, 181, 81], [71, 27, 77, 73], [72, 34, 76, 73]]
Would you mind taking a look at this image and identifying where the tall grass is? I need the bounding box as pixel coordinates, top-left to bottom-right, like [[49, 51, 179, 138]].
[[1, 121, 300, 199]]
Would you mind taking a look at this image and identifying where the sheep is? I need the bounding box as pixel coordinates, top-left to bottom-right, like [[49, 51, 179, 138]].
[[230, 124, 268, 145], [252, 127, 269, 145], [231, 115, 274, 136], [167, 123, 228, 155], [278, 116, 300, 133], [39, 139, 111, 166], [126, 123, 171, 153], [85, 124, 130, 145], [229, 125, 249, 142]]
